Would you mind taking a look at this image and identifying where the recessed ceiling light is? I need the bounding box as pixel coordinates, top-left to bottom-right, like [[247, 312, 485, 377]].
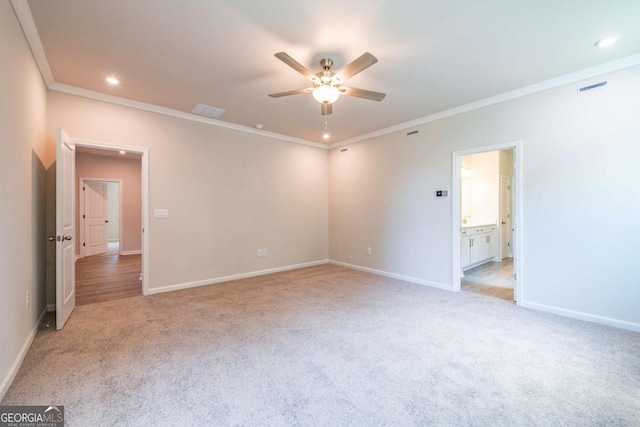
[[595, 37, 619, 48], [106, 76, 120, 85], [323, 133, 330, 140], [119, 150, 126, 155]]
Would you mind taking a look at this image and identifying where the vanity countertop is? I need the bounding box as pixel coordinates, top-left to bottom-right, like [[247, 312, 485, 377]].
[[461, 223, 496, 229]]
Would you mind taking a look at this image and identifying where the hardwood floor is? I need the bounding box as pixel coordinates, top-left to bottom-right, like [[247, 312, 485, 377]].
[[462, 258, 514, 302], [75, 253, 142, 306]]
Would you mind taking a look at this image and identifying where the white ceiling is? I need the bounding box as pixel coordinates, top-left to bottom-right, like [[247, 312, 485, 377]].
[[25, 0, 640, 144]]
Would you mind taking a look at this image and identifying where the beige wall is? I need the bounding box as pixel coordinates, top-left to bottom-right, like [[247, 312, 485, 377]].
[[75, 153, 142, 255], [46, 91, 329, 295], [499, 149, 514, 178], [0, 2, 49, 398], [329, 65, 640, 326]]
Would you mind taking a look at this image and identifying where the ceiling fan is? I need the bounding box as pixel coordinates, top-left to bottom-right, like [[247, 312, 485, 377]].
[[269, 52, 386, 116]]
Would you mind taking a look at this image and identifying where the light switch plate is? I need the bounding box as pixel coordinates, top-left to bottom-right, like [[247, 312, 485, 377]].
[[154, 209, 169, 219]]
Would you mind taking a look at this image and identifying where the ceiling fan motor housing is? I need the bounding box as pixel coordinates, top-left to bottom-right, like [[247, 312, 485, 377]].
[[320, 58, 334, 70]]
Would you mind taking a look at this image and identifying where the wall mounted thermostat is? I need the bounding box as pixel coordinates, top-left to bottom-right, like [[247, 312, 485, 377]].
[[436, 190, 449, 197]]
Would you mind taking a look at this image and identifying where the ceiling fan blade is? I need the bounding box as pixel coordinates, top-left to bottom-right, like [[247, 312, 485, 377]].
[[321, 103, 333, 116], [334, 52, 378, 82], [274, 52, 318, 81], [268, 88, 312, 98], [340, 86, 386, 101]]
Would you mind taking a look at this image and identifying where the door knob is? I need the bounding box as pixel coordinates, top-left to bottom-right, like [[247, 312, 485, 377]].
[[48, 236, 56, 242], [63, 235, 72, 241]]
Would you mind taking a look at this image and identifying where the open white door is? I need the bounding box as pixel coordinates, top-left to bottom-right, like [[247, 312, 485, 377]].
[[500, 175, 511, 260], [84, 181, 108, 256], [56, 128, 76, 329]]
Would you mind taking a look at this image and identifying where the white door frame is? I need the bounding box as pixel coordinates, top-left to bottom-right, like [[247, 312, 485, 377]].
[[79, 178, 123, 258], [74, 138, 150, 296], [452, 140, 523, 303]]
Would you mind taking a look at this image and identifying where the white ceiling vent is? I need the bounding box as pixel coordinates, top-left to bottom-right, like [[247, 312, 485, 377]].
[[578, 81, 608, 94], [191, 103, 226, 118]]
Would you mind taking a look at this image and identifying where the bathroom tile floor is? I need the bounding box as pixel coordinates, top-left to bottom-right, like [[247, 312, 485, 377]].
[[462, 257, 514, 302]]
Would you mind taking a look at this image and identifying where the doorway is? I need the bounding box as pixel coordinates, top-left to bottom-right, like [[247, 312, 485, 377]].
[[452, 141, 523, 303], [80, 179, 121, 257], [54, 130, 150, 329], [75, 148, 143, 306]]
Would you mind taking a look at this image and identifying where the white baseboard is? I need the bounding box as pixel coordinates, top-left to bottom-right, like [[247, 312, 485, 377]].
[[148, 259, 330, 295], [120, 250, 141, 256], [0, 305, 48, 400], [520, 300, 640, 333], [47, 304, 56, 312], [462, 258, 493, 272], [329, 259, 453, 292]]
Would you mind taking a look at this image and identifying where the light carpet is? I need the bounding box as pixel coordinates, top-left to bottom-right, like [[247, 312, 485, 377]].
[[2, 264, 639, 426]]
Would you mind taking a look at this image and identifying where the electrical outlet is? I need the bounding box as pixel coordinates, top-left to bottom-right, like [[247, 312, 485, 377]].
[[263, 248, 267, 256], [26, 291, 31, 308], [367, 247, 372, 255], [257, 249, 263, 257]]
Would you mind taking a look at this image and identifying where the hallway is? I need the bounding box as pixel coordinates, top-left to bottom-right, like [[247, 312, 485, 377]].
[[75, 253, 142, 306]]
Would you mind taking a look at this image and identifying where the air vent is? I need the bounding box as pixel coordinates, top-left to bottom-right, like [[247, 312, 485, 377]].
[[191, 103, 226, 118], [578, 81, 608, 93]]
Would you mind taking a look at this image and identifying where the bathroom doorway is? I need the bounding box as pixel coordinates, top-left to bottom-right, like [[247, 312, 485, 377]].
[[452, 141, 522, 303]]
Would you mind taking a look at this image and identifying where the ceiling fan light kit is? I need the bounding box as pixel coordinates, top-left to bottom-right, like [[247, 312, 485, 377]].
[[312, 85, 340, 104], [269, 52, 386, 116]]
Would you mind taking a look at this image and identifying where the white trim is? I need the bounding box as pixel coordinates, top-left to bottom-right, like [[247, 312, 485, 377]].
[[49, 83, 328, 150], [520, 300, 640, 333], [0, 305, 47, 400], [9, 0, 54, 86], [120, 250, 142, 256], [329, 259, 453, 292], [329, 53, 640, 149], [72, 139, 150, 296], [148, 260, 329, 295], [452, 141, 524, 304]]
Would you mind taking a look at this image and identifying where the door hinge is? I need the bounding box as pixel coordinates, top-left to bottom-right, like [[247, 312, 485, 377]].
[[514, 273, 517, 280], [83, 242, 85, 247], [83, 186, 85, 191], [83, 214, 85, 219]]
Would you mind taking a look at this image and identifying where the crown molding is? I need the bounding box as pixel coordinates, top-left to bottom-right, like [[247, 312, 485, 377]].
[[329, 53, 640, 149], [10, 0, 54, 86], [48, 83, 328, 149]]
